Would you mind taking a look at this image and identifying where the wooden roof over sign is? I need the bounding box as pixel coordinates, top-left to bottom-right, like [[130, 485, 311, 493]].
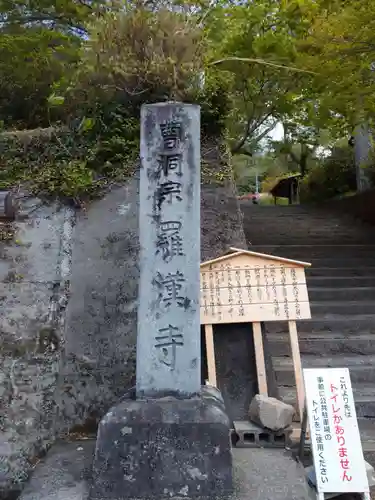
[[200, 247, 311, 269]]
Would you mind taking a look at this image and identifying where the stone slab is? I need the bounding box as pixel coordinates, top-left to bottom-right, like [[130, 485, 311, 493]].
[[19, 440, 315, 500], [90, 392, 233, 499]]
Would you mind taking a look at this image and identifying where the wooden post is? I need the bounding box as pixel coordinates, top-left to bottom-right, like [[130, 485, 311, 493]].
[[298, 401, 308, 460], [288, 320, 304, 421], [252, 321, 268, 395], [204, 324, 217, 387]]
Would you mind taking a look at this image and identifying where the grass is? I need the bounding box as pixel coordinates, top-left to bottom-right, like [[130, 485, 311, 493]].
[[258, 193, 290, 206]]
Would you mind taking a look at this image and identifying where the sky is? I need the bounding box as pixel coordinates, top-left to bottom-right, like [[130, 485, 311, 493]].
[[266, 121, 331, 158], [268, 122, 284, 141]]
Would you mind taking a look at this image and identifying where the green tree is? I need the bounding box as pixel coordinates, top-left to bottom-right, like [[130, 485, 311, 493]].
[[0, 0, 116, 127], [0, 26, 79, 128], [0, 0, 110, 35], [204, 0, 317, 157], [296, 0, 375, 128]]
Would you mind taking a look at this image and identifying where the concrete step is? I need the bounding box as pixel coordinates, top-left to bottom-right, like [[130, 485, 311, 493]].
[[240, 205, 371, 222], [244, 223, 373, 232], [240, 207, 361, 220], [274, 354, 375, 386], [246, 234, 375, 244], [239, 202, 311, 210], [304, 257, 375, 267], [268, 332, 375, 356], [249, 244, 375, 259], [306, 267, 375, 277], [310, 300, 375, 315], [244, 219, 370, 225], [248, 238, 375, 246], [242, 214, 367, 223], [245, 228, 371, 236], [308, 286, 375, 301], [265, 315, 375, 333], [307, 276, 375, 287], [279, 385, 375, 419], [242, 215, 367, 224]]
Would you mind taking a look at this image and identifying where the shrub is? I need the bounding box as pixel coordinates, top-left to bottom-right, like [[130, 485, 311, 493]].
[[0, 8, 232, 202], [299, 146, 357, 202]]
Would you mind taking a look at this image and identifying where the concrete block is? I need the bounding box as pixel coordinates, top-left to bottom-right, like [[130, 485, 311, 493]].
[[233, 420, 293, 449], [249, 394, 295, 432], [90, 391, 233, 499]]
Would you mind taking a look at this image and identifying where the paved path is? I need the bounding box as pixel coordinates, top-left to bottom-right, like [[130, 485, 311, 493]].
[[19, 440, 313, 500]]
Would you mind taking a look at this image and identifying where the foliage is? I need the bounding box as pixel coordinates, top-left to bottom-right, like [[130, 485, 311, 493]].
[[299, 145, 357, 202], [0, 0, 113, 127], [0, 0, 111, 35], [0, 110, 139, 202], [65, 7, 206, 107], [205, 0, 310, 156], [2, 0, 375, 200], [234, 149, 291, 194], [0, 26, 79, 128], [296, 0, 375, 128], [0, 4, 235, 201]]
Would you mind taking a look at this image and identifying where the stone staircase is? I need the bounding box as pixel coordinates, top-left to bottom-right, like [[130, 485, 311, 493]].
[[240, 201, 375, 458]]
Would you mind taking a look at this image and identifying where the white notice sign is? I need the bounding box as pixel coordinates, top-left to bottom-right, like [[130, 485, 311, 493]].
[[200, 252, 311, 324], [304, 368, 369, 494]]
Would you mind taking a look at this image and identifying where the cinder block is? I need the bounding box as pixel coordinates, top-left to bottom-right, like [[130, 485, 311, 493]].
[[232, 420, 293, 449]]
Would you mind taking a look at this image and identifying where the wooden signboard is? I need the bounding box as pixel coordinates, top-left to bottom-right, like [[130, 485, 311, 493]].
[[304, 368, 370, 500], [200, 247, 311, 420]]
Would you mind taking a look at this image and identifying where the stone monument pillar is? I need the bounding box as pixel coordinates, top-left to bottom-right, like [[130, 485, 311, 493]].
[[89, 102, 233, 499], [136, 102, 201, 398]]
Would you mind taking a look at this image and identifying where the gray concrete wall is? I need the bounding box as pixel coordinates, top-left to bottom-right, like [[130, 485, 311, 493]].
[[58, 180, 140, 427]]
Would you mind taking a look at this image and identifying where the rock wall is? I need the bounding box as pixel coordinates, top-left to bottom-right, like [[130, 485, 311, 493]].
[[0, 200, 73, 498], [0, 140, 247, 497], [61, 153, 247, 427]]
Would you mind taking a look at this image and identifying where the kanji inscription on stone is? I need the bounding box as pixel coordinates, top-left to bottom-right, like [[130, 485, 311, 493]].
[[137, 103, 201, 397]]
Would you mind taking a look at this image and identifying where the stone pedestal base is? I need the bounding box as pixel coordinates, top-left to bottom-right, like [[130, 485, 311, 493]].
[[89, 386, 233, 499]]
